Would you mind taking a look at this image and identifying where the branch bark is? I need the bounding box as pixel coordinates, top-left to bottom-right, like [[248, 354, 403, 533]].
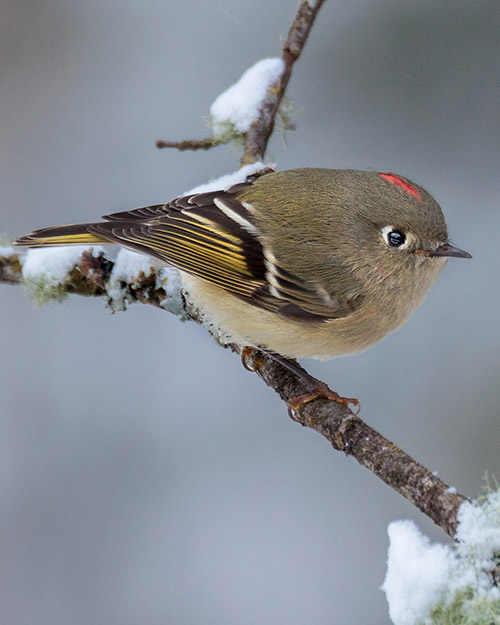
[[156, 137, 227, 151], [246, 349, 467, 538]]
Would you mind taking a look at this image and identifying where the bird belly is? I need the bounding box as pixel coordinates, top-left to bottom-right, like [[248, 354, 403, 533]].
[[180, 273, 395, 360]]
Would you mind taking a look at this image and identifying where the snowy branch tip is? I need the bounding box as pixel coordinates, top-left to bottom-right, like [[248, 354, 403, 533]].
[[382, 490, 500, 625], [210, 58, 285, 134]]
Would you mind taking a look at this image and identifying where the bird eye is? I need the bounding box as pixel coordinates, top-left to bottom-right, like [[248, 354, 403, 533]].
[[388, 231, 406, 247], [381, 226, 407, 249]]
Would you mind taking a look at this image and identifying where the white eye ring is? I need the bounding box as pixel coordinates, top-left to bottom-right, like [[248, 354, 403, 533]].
[[381, 225, 410, 249]]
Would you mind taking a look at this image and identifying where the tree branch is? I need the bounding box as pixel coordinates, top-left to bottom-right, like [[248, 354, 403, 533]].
[[0, 249, 469, 537], [155, 0, 327, 163], [245, 349, 467, 538], [155, 136, 228, 151], [241, 0, 327, 165]]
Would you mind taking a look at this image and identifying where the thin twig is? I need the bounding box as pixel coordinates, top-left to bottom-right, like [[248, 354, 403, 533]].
[[0, 253, 23, 284], [155, 137, 227, 151], [241, 0, 327, 165]]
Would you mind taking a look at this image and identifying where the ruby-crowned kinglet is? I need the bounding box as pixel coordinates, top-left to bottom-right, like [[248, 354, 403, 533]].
[[14, 168, 470, 407]]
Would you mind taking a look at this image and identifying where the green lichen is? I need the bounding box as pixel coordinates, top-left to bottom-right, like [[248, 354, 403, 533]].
[[274, 97, 298, 147], [479, 473, 500, 503], [204, 96, 297, 154], [418, 485, 500, 625], [21, 274, 70, 307], [427, 588, 500, 625], [205, 117, 245, 152]]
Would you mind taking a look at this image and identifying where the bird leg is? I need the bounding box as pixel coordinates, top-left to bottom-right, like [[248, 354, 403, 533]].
[[240, 347, 360, 419]]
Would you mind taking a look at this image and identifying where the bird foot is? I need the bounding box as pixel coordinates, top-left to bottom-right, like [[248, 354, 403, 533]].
[[240, 346, 360, 421], [287, 382, 360, 421]]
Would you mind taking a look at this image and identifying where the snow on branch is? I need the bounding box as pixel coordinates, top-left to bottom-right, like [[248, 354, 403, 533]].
[[210, 58, 285, 134], [383, 490, 500, 625], [157, 0, 325, 164]]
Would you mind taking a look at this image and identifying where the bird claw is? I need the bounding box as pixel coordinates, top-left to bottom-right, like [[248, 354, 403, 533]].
[[240, 346, 256, 372], [287, 382, 360, 422], [239, 348, 360, 422]]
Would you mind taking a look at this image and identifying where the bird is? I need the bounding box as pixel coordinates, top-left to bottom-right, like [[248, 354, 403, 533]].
[[14, 168, 471, 413]]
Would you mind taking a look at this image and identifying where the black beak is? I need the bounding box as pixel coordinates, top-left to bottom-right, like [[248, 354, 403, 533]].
[[415, 243, 472, 258], [428, 243, 472, 258], [427, 242, 472, 259]]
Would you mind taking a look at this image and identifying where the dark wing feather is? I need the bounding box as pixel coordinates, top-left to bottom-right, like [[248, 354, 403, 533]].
[[90, 183, 361, 321]]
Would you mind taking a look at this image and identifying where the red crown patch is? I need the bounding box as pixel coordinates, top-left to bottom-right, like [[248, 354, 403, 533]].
[[379, 173, 421, 201]]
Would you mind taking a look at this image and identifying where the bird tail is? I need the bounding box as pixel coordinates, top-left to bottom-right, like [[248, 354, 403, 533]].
[[13, 223, 110, 248]]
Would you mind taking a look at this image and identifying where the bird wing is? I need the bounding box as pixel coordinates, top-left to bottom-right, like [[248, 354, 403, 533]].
[[87, 183, 361, 322], [14, 180, 362, 322]]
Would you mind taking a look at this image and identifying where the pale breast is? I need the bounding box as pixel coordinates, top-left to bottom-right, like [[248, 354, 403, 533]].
[[180, 272, 413, 360]]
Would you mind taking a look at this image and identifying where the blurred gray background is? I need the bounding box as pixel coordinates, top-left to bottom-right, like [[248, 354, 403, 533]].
[[1, 1, 499, 623]]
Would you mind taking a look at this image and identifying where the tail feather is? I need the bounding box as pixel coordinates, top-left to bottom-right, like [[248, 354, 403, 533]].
[[13, 223, 110, 248]]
